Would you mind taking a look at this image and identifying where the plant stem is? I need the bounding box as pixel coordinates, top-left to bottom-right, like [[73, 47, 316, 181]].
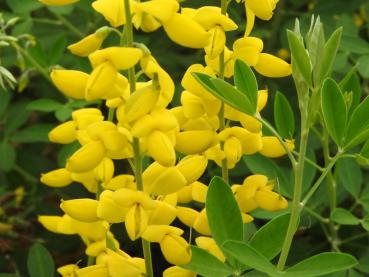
[[292, 150, 324, 172], [322, 130, 341, 251], [123, 0, 153, 275], [13, 165, 38, 184], [257, 116, 297, 167], [301, 153, 342, 206], [302, 205, 329, 224], [218, 0, 229, 183], [51, 12, 84, 38], [277, 119, 309, 270], [11, 42, 51, 83]]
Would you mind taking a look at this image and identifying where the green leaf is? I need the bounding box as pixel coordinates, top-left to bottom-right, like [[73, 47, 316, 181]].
[[344, 96, 369, 149], [49, 36, 67, 65], [287, 30, 312, 87], [317, 27, 343, 84], [274, 91, 295, 139], [285, 252, 357, 277], [249, 213, 290, 260], [361, 219, 369, 231], [193, 73, 255, 115], [360, 140, 369, 159], [206, 177, 243, 256], [321, 78, 347, 146], [339, 71, 362, 114], [331, 208, 360, 225], [341, 35, 369, 55], [358, 55, 369, 79], [0, 89, 11, 119], [0, 274, 20, 277], [10, 124, 53, 143], [222, 241, 277, 276], [55, 106, 73, 121], [4, 101, 30, 135], [0, 142, 16, 172], [27, 99, 64, 112], [336, 158, 362, 198], [6, 0, 42, 14], [234, 59, 258, 113], [181, 246, 232, 277], [27, 243, 55, 277]]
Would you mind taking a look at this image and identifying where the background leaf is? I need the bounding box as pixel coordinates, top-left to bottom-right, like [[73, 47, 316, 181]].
[[331, 208, 360, 225], [249, 213, 291, 260], [181, 246, 232, 277], [27, 99, 64, 112], [285, 252, 357, 277], [10, 124, 53, 143], [274, 91, 295, 139], [234, 59, 258, 113], [27, 243, 55, 277], [336, 158, 362, 198], [321, 78, 347, 146], [0, 141, 16, 172], [206, 177, 243, 258]]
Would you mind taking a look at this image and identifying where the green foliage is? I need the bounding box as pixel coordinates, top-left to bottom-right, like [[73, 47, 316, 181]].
[[206, 177, 243, 258], [274, 91, 295, 139], [321, 78, 347, 147], [182, 246, 232, 277], [331, 208, 360, 225], [249, 213, 291, 260], [27, 243, 55, 277], [193, 73, 255, 115]]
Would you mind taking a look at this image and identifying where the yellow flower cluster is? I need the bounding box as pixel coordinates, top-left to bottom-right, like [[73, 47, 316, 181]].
[[38, 0, 292, 275]]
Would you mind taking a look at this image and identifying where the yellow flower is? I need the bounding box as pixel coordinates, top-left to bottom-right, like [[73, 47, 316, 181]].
[[85, 61, 117, 100], [147, 130, 176, 167], [48, 121, 77, 144], [40, 168, 73, 188], [160, 233, 192, 265], [196, 236, 225, 262], [253, 53, 292, 78], [163, 13, 210, 49], [259, 136, 294, 158], [193, 209, 211, 235], [39, 0, 79, 6], [246, 0, 278, 20], [68, 27, 110, 57], [66, 141, 106, 173], [57, 264, 79, 277], [125, 204, 149, 240], [75, 265, 109, 277], [50, 69, 88, 99], [163, 266, 196, 277], [176, 130, 216, 154], [92, 0, 126, 27], [89, 47, 143, 70], [97, 190, 128, 223], [60, 199, 99, 222], [176, 155, 208, 184]]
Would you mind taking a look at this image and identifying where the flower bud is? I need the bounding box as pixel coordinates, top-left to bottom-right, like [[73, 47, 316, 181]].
[[97, 190, 127, 223], [66, 141, 106, 173], [254, 53, 292, 78], [259, 136, 294, 158], [40, 168, 73, 187], [50, 69, 88, 99], [163, 13, 210, 49], [125, 204, 149, 240], [254, 189, 288, 211], [92, 0, 126, 27], [147, 131, 176, 167], [39, 0, 79, 6], [196, 236, 225, 262], [60, 199, 99, 222], [57, 264, 79, 277], [85, 61, 117, 100], [193, 209, 211, 235], [176, 155, 208, 184], [75, 265, 109, 277], [176, 130, 216, 154], [89, 47, 143, 70], [160, 234, 192, 265], [68, 27, 109, 57], [163, 266, 195, 277], [48, 121, 77, 144]]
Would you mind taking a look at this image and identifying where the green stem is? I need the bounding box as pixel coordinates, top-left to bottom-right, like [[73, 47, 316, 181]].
[[107, 108, 115, 122], [302, 205, 329, 224], [11, 42, 51, 83], [322, 130, 340, 251], [218, 0, 228, 183], [292, 150, 324, 172], [123, 0, 153, 275], [13, 165, 38, 184], [87, 255, 95, 266], [277, 121, 309, 270], [51, 12, 84, 38], [301, 153, 342, 206], [257, 116, 297, 167]]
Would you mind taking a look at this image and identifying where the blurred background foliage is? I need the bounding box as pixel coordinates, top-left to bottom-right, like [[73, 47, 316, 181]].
[[0, 0, 369, 276]]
